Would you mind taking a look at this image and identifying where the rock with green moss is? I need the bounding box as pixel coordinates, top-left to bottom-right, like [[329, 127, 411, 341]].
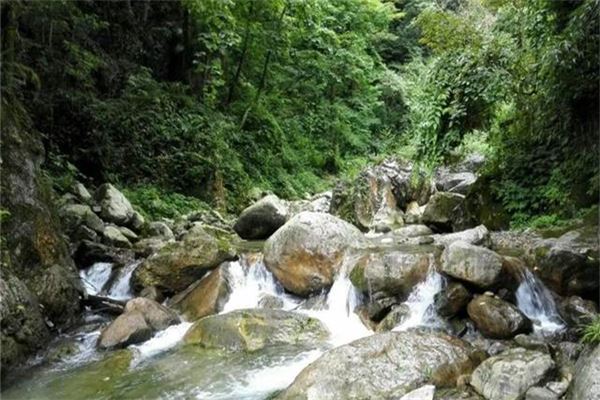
[[276, 331, 482, 400], [1, 125, 82, 370], [532, 227, 599, 298], [233, 194, 289, 240], [264, 212, 363, 296], [95, 183, 135, 226], [184, 309, 328, 351], [350, 247, 437, 299], [102, 225, 132, 248], [60, 203, 105, 234], [422, 192, 466, 232], [133, 226, 236, 293]]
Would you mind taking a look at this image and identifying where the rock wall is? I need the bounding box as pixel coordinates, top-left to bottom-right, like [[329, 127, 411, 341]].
[[0, 125, 82, 374]]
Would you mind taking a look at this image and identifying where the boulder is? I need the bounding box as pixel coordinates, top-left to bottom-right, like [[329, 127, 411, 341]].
[[117, 226, 138, 242], [350, 247, 437, 299], [184, 309, 328, 351], [233, 195, 289, 240], [422, 192, 466, 232], [330, 158, 433, 231], [133, 236, 170, 257], [146, 221, 174, 241], [130, 211, 146, 232], [441, 241, 503, 288], [102, 225, 132, 248], [263, 212, 362, 296], [97, 311, 153, 350], [60, 203, 105, 234], [435, 282, 472, 318], [558, 296, 598, 327], [277, 331, 482, 400], [170, 265, 231, 321], [436, 172, 477, 195], [376, 303, 411, 332], [570, 344, 600, 400], [95, 183, 135, 225], [533, 227, 599, 298], [467, 295, 532, 339], [133, 227, 235, 293], [71, 182, 93, 204], [393, 224, 433, 238], [470, 348, 555, 400], [525, 387, 559, 400], [433, 225, 491, 248], [400, 385, 435, 400], [124, 297, 179, 330]]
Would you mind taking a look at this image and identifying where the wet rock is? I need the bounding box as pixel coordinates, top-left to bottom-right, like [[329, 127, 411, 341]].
[[558, 295, 598, 327], [60, 203, 105, 234], [170, 265, 231, 321], [363, 294, 398, 321], [533, 227, 599, 298], [263, 212, 362, 296], [470, 348, 555, 400], [350, 247, 436, 299], [95, 183, 135, 225], [133, 236, 170, 257], [258, 295, 284, 309], [71, 182, 92, 204], [73, 225, 99, 243], [184, 309, 328, 351], [277, 331, 481, 400], [434, 225, 491, 248], [435, 282, 472, 318], [514, 334, 549, 352], [97, 311, 153, 350], [423, 192, 466, 232], [102, 225, 132, 248], [570, 344, 600, 400], [233, 194, 289, 240], [74, 240, 133, 267], [467, 295, 532, 339], [147, 221, 175, 241], [124, 297, 179, 330], [134, 226, 235, 293], [376, 303, 411, 332], [441, 241, 503, 288]]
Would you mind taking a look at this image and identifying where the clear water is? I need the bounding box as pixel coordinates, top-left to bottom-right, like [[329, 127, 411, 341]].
[[79, 262, 113, 296], [393, 265, 445, 332], [515, 267, 565, 335], [107, 260, 141, 300]]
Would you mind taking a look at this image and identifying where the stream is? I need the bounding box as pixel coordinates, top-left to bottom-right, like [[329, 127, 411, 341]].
[[2, 242, 565, 400]]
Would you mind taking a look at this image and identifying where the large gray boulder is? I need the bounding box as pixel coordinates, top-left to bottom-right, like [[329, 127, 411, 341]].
[[422, 192, 466, 232], [533, 227, 599, 298], [470, 348, 555, 400], [95, 183, 135, 225], [233, 195, 289, 240], [434, 281, 472, 318], [264, 212, 362, 296], [433, 225, 491, 248], [570, 344, 600, 400], [133, 227, 235, 293], [467, 295, 532, 339], [277, 331, 482, 400], [441, 241, 503, 288], [184, 309, 328, 351], [102, 225, 132, 248], [60, 203, 105, 234], [436, 171, 477, 195], [350, 247, 437, 299]]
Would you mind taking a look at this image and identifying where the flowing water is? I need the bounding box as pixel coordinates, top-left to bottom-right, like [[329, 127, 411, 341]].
[[5, 244, 526, 399], [515, 267, 565, 335]]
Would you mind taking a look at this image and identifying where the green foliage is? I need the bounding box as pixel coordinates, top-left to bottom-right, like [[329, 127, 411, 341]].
[[123, 185, 210, 221], [581, 316, 600, 345]]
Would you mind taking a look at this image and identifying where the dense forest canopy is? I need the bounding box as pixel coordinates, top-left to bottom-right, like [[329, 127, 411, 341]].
[[1, 0, 598, 225]]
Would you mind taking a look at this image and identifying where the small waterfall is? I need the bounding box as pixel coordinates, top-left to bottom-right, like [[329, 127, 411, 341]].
[[107, 260, 141, 300], [393, 266, 444, 332], [131, 321, 193, 365], [515, 267, 564, 335], [221, 255, 299, 313], [79, 262, 113, 296]]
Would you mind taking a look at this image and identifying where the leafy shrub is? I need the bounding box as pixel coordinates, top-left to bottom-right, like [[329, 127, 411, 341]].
[[581, 317, 600, 345], [123, 185, 210, 220]]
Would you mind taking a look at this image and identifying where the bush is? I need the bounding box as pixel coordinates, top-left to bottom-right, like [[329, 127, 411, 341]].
[[581, 317, 600, 345], [123, 185, 210, 220]]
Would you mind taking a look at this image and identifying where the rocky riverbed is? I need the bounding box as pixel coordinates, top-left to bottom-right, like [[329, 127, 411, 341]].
[[1, 155, 598, 400]]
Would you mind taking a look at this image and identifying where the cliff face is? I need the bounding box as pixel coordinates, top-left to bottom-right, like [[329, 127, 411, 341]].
[[0, 124, 82, 373]]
